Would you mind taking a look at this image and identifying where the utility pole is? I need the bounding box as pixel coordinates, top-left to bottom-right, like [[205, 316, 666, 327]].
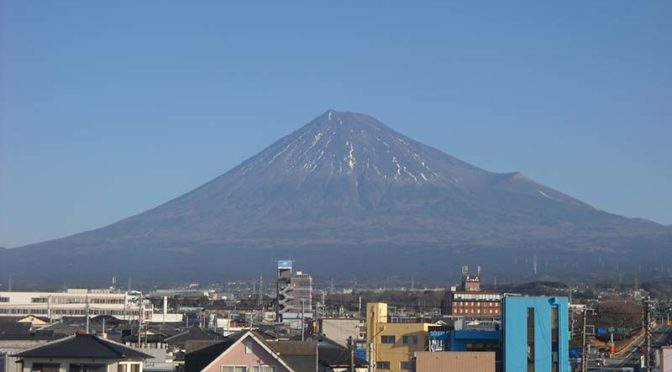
[[643, 297, 653, 372], [358, 296, 362, 320], [85, 294, 90, 334], [47, 295, 52, 324], [137, 292, 143, 346], [301, 299, 305, 342], [258, 275, 263, 308], [348, 336, 355, 372], [581, 306, 596, 372], [369, 341, 374, 372]]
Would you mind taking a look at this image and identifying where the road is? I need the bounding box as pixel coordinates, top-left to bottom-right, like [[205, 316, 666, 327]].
[[588, 324, 672, 371]]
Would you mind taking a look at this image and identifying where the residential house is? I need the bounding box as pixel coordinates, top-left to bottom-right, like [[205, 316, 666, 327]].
[[13, 332, 152, 372]]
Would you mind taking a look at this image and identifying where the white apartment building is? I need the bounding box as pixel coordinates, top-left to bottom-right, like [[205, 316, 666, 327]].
[[0, 289, 153, 321]]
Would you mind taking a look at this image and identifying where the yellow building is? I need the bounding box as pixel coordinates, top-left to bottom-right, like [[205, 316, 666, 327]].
[[366, 303, 432, 372]]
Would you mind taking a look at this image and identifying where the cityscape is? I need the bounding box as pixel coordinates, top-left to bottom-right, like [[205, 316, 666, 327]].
[[2, 1, 671, 372], [2, 261, 671, 371]]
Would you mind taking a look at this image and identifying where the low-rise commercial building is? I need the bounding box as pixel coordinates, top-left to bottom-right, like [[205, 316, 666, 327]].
[[0, 290, 150, 321], [441, 267, 502, 317], [366, 303, 432, 372]]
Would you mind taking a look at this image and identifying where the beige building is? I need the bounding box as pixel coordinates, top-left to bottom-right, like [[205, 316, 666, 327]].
[[415, 351, 495, 372], [366, 303, 432, 372]]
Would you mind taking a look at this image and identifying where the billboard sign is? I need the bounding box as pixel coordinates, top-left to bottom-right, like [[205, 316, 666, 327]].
[[277, 260, 293, 270]]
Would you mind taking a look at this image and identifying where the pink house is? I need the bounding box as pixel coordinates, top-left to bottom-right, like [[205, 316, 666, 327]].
[[186, 331, 316, 372]]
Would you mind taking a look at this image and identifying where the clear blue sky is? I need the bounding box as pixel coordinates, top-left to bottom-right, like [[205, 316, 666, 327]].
[[1, 1, 670, 248]]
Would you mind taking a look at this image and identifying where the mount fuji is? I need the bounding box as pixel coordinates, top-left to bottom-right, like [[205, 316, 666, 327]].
[[2, 110, 669, 287]]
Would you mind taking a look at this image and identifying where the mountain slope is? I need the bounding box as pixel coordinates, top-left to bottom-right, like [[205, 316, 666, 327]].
[[3, 110, 670, 287]]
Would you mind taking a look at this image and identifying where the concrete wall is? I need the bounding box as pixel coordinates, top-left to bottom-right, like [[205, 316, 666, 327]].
[[320, 319, 361, 347], [662, 347, 672, 372], [415, 351, 495, 372], [502, 296, 570, 372]]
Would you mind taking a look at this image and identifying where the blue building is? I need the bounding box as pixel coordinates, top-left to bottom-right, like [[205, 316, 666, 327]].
[[502, 296, 570, 372], [429, 329, 500, 352]]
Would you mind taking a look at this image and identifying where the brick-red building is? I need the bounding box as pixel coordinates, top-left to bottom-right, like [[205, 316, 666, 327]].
[[441, 266, 502, 316]]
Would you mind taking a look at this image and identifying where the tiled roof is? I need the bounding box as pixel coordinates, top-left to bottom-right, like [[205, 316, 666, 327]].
[[15, 333, 153, 359], [184, 339, 236, 372], [165, 327, 228, 346]]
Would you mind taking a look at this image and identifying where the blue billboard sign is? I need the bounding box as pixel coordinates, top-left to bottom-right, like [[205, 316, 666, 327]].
[[277, 260, 293, 270]]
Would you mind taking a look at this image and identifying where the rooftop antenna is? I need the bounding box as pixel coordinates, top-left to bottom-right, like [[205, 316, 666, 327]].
[[477, 265, 481, 277], [461, 265, 468, 277]]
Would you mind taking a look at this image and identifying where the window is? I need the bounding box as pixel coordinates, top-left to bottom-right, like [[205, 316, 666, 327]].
[[527, 308, 535, 372], [380, 335, 395, 344], [69, 364, 106, 372], [221, 367, 247, 372], [376, 361, 390, 370], [252, 367, 275, 372], [118, 363, 141, 372], [552, 307, 559, 372], [402, 335, 418, 345], [245, 344, 252, 354], [400, 361, 413, 370], [31, 297, 48, 303], [32, 363, 60, 372], [0, 297, 9, 303]]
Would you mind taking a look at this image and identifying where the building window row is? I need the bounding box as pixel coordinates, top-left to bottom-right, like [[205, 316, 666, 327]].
[[455, 308, 499, 314], [220, 366, 275, 372], [454, 301, 500, 307], [47, 297, 125, 305], [454, 293, 502, 301], [0, 308, 139, 316], [376, 361, 390, 370], [380, 335, 395, 344], [402, 335, 418, 345]]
